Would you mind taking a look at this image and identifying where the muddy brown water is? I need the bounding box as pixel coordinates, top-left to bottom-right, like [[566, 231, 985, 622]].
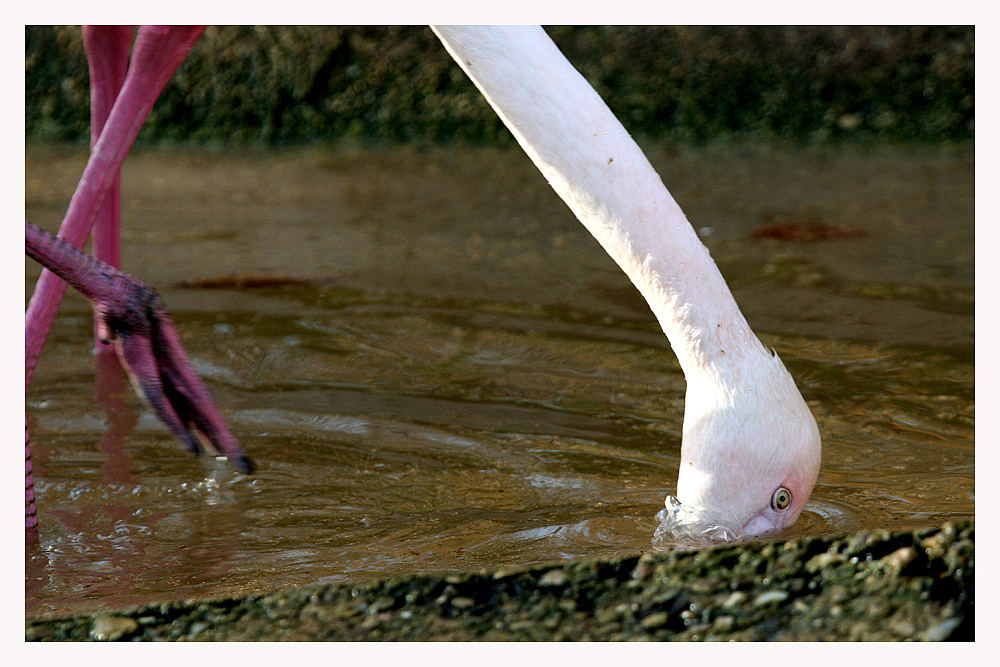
[[25, 143, 973, 618]]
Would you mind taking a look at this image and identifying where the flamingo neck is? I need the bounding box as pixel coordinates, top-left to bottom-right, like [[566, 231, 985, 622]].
[[432, 26, 764, 381]]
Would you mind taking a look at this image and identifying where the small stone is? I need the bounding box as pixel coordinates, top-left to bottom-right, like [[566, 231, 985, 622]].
[[923, 617, 962, 641], [721, 591, 748, 608], [596, 606, 622, 624], [434, 584, 456, 605], [640, 612, 669, 630], [369, 596, 395, 613], [336, 604, 361, 619], [888, 618, 915, 637], [806, 551, 844, 573], [752, 590, 789, 607], [90, 615, 138, 641], [187, 621, 209, 637], [713, 615, 735, 632], [881, 546, 917, 571], [837, 112, 863, 130], [633, 563, 653, 579], [538, 569, 567, 586], [633, 554, 656, 579], [849, 620, 870, 640], [686, 623, 711, 639]]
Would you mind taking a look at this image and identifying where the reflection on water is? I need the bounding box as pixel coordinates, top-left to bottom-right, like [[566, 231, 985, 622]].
[[25, 143, 973, 618]]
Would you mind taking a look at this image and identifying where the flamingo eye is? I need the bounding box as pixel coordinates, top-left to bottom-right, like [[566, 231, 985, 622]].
[[771, 487, 791, 511]]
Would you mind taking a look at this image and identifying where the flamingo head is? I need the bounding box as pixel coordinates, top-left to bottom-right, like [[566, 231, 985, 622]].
[[671, 349, 822, 540]]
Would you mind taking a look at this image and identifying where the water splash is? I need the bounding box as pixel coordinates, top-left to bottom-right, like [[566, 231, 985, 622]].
[[651, 496, 744, 550]]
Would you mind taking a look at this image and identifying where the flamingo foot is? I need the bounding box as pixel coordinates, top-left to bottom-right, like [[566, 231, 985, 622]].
[[26, 221, 254, 475]]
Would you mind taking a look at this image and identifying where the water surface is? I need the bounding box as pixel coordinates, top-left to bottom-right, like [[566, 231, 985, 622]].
[[25, 143, 973, 617]]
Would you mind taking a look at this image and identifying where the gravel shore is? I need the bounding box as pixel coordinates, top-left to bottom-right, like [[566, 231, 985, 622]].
[[26, 520, 973, 641]]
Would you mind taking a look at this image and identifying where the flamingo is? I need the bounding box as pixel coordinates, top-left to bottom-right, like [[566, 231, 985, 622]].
[[25, 25, 821, 539]]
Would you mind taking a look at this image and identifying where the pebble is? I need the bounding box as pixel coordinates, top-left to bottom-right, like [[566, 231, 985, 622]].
[[90, 616, 138, 641], [299, 603, 332, 623], [188, 621, 209, 637], [596, 606, 623, 624], [721, 591, 748, 608], [806, 551, 844, 572], [753, 590, 789, 607], [888, 618, 915, 636], [538, 569, 567, 586], [849, 620, 870, 640], [713, 615, 735, 632], [370, 596, 396, 613], [923, 617, 961, 641], [558, 600, 577, 612], [881, 547, 918, 571], [434, 584, 456, 606], [640, 612, 669, 630]]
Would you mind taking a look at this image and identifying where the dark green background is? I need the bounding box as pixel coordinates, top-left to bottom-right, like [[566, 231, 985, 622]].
[[26, 26, 974, 145]]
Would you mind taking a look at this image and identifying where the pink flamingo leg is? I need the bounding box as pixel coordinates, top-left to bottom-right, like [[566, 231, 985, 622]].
[[26, 27, 139, 532], [83, 25, 133, 345], [24, 26, 258, 531], [84, 27, 143, 484], [25, 25, 205, 387]]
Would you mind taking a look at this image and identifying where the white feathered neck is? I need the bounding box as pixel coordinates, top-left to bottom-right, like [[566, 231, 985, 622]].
[[432, 26, 821, 534], [432, 26, 769, 382]]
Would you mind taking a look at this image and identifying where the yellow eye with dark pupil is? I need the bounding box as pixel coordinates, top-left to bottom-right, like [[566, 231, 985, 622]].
[[771, 487, 791, 511]]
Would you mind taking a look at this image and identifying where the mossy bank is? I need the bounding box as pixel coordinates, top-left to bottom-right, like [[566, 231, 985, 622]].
[[26, 520, 973, 641], [27, 26, 973, 146]]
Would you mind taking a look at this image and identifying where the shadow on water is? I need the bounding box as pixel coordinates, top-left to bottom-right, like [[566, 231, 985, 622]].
[[25, 142, 973, 617]]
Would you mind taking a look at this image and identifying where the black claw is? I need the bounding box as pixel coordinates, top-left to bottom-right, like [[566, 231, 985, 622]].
[[233, 455, 256, 475]]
